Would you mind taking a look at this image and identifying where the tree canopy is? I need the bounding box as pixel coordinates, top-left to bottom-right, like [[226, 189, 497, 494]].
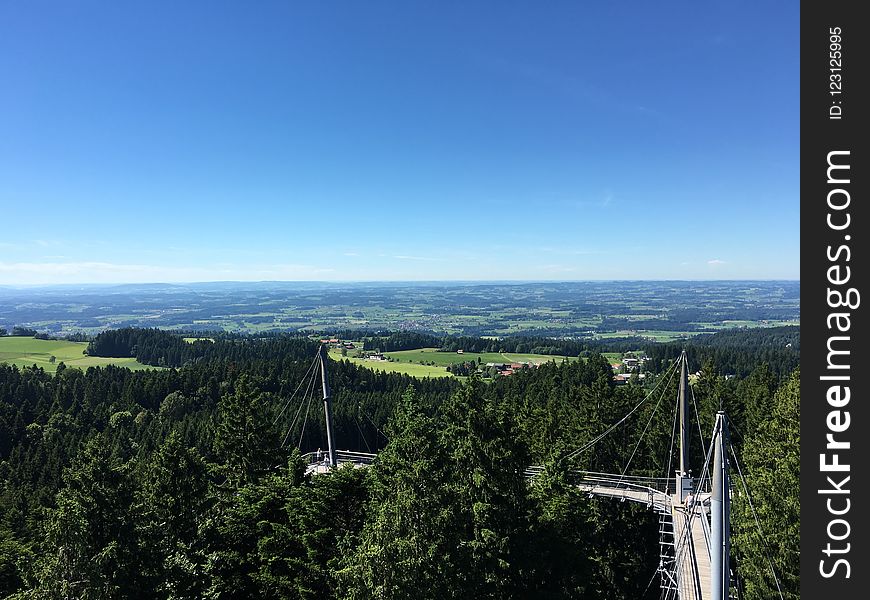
[[0, 331, 799, 599]]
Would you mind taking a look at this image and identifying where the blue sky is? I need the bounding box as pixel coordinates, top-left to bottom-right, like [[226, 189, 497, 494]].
[[0, 1, 799, 284]]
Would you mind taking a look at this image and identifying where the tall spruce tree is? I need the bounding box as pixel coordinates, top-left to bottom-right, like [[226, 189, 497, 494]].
[[138, 430, 211, 598], [733, 369, 799, 599], [213, 376, 285, 487], [255, 463, 368, 599], [437, 378, 531, 598], [339, 387, 460, 600], [201, 456, 305, 599], [526, 459, 594, 598], [33, 433, 141, 598]]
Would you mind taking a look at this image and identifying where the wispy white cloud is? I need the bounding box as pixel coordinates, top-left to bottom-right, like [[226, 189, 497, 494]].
[[0, 261, 334, 284], [707, 259, 727, 265], [343, 252, 359, 257], [0, 261, 159, 275], [393, 255, 442, 262], [538, 264, 577, 273], [538, 246, 607, 256], [569, 189, 617, 210], [251, 264, 335, 277], [474, 55, 611, 107]]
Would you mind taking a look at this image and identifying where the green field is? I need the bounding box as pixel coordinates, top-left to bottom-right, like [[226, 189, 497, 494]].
[[329, 350, 454, 378], [594, 330, 694, 342], [603, 352, 623, 364], [0, 337, 157, 373], [329, 347, 581, 379], [384, 348, 580, 367]]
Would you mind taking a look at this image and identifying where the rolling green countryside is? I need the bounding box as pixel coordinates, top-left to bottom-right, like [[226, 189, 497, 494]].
[[0, 337, 156, 373]]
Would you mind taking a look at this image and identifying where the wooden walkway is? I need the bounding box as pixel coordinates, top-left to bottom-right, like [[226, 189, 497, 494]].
[[575, 482, 672, 515], [670, 494, 712, 600], [574, 481, 714, 600]]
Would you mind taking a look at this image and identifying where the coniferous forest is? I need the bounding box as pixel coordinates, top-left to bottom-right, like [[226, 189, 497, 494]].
[[0, 332, 798, 599]]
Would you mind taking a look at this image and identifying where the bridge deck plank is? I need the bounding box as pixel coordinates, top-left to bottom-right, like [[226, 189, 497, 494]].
[[690, 508, 712, 596], [575, 482, 714, 600], [670, 495, 713, 600]]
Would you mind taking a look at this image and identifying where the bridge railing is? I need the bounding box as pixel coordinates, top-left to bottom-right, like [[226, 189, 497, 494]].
[[525, 467, 675, 513], [524, 466, 676, 494], [305, 455, 674, 509], [301, 450, 378, 469], [577, 470, 676, 494], [588, 481, 671, 510]]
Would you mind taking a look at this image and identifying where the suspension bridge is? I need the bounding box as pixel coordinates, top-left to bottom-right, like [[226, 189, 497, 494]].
[[277, 345, 780, 600]]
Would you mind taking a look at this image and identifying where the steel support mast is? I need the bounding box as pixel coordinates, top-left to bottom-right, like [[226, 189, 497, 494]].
[[318, 344, 338, 468], [677, 350, 693, 503], [711, 411, 731, 600]]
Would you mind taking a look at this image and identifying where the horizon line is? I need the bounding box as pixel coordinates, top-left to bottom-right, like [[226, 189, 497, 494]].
[[0, 278, 802, 288]]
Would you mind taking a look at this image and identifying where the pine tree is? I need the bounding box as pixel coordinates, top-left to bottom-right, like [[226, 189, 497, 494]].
[[733, 369, 799, 599], [0, 527, 32, 597], [139, 430, 211, 598], [738, 364, 778, 439], [437, 378, 531, 598], [339, 387, 461, 600], [33, 433, 142, 598], [255, 463, 368, 599], [526, 459, 593, 597], [201, 453, 305, 599], [213, 376, 286, 487]]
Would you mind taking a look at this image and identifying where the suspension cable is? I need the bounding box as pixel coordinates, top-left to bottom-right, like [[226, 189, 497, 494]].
[[361, 405, 389, 443], [281, 358, 319, 448], [273, 353, 319, 425], [616, 359, 678, 483], [664, 385, 680, 493], [679, 417, 721, 593], [355, 406, 372, 452], [729, 442, 786, 600], [689, 382, 710, 480], [297, 371, 317, 449], [564, 356, 680, 461], [641, 563, 661, 597]]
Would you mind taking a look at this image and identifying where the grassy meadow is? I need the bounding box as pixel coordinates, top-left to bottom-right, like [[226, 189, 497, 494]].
[[384, 347, 581, 367], [0, 337, 157, 373], [329, 350, 455, 378], [329, 347, 589, 379]]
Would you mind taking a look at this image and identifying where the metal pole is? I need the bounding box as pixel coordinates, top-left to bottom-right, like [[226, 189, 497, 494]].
[[319, 344, 337, 467], [711, 411, 731, 600], [677, 350, 693, 502]]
